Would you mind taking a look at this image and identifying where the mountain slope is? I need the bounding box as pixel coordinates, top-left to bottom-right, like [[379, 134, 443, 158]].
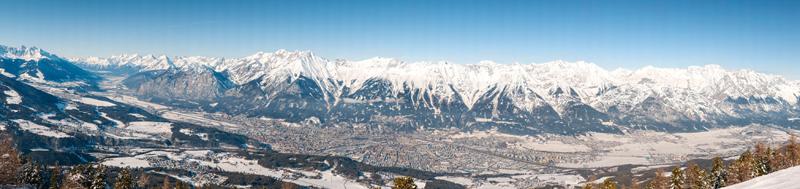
[[1, 45, 98, 86], [723, 166, 800, 189], [0, 74, 61, 116], [70, 50, 800, 134]]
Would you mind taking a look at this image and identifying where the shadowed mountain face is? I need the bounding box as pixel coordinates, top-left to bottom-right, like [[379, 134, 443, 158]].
[[1, 45, 99, 90], [123, 69, 234, 101], [0, 74, 61, 116], [0, 58, 99, 83], [66, 50, 799, 135]]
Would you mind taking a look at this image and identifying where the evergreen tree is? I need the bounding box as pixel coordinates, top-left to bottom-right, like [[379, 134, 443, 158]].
[[601, 178, 617, 189], [630, 177, 641, 189], [728, 150, 755, 184], [137, 171, 150, 188], [770, 147, 788, 171], [19, 158, 43, 186], [708, 157, 726, 189], [753, 144, 772, 176], [392, 176, 417, 189], [669, 167, 684, 189], [787, 135, 800, 166], [584, 176, 596, 189], [49, 167, 60, 189], [0, 133, 22, 184], [176, 180, 190, 189], [114, 168, 134, 189], [90, 164, 106, 189], [162, 176, 172, 189], [685, 163, 708, 189], [281, 182, 299, 189], [646, 169, 668, 189], [62, 164, 90, 189]]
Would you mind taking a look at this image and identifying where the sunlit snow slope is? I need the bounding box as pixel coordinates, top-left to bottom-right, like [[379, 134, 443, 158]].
[[723, 166, 800, 189]]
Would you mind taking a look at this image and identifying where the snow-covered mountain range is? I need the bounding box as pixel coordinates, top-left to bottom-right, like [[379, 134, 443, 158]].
[[66, 49, 800, 134], [1, 45, 98, 85]]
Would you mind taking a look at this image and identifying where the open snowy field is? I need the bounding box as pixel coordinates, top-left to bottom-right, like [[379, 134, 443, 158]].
[[445, 125, 795, 169], [74, 97, 116, 107], [125, 121, 172, 135], [12, 119, 72, 138], [564, 126, 793, 168], [101, 150, 372, 189]]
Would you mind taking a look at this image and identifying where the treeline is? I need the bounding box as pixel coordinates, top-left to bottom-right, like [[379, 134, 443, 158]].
[[1, 133, 145, 189], [583, 135, 800, 189], [0, 133, 271, 189]]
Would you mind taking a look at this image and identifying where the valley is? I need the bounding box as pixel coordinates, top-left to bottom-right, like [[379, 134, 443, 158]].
[[1, 44, 799, 188]]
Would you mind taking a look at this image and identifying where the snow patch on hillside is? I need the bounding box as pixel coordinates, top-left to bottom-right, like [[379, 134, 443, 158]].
[[102, 150, 372, 189], [73, 50, 800, 117], [723, 166, 800, 189], [38, 113, 99, 132], [126, 121, 172, 135], [12, 119, 71, 138], [103, 156, 151, 168], [0, 68, 15, 78], [4, 89, 21, 104], [100, 112, 125, 127], [449, 130, 592, 153], [75, 97, 116, 107], [558, 126, 792, 168]]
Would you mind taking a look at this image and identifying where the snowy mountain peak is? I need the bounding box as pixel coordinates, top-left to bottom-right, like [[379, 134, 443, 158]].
[[0, 45, 61, 61], [71, 49, 800, 108], [244, 49, 315, 62]]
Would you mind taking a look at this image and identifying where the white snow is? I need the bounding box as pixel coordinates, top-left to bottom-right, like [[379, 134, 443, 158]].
[[558, 125, 792, 168], [104, 95, 168, 110], [453, 172, 585, 189], [12, 119, 71, 138], [39, 113, 99, 132], [64, 103, 78, 110], [723, 166, 800, 189], [435, 176, 473, 186], [293, 169, 370, 189], [72, 50, 800, 118], [74, 97, 116, 107], [179, 128, 209, 141], [0, 45, 59, 61], [0, 68, 15, 78], [3, 89, 21, 104], [100, 112, 125, 127], [161, 111, 240, 128], [449, 130, 591, 153], [102, 156, 152, 168], [103, 151, 371, 189], [128, 113, 146, 118], [126, 121, 172, 135]]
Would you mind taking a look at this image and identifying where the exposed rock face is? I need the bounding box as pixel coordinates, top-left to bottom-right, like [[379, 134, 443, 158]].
[[67, 50, 800, 135], [124, 68, 234, 101]]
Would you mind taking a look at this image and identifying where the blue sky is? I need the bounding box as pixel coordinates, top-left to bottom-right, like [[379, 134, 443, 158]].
[[1, 0, 798, 78]]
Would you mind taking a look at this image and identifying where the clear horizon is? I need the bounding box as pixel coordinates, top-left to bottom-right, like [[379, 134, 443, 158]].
[[1, 0, 798, 78]]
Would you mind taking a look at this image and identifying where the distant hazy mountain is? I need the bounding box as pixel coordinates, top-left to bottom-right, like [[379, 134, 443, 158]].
[[62, 48, 800, 135]]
